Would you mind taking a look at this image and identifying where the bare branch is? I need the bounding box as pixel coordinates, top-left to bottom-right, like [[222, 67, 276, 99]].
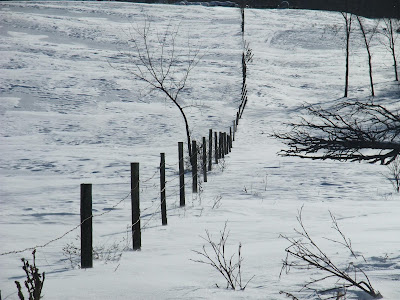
[[115, 18, 202, 159], [191, 222, 254, 290], [280, 208, 382, 299], [273, 101, 400, 165], [380, 18, 399, 81]]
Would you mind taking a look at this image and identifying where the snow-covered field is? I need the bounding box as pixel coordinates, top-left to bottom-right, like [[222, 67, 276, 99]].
[[1, 2, 399, 299]]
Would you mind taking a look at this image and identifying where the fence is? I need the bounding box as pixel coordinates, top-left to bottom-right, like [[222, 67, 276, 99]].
[[0, 11, 251, 271]]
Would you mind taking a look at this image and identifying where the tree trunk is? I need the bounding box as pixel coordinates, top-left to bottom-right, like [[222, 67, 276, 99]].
[[173, 98, 192, 159], [389, 19, 399, 81], [345, 35, 349, 98], [357, 16, 374, 96], [161, 87, 192, 158], [343, 13, 352, 98], [392, 46, 398, 81]]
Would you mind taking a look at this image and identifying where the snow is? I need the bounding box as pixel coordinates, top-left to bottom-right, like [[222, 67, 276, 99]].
[[1, 2, 400, 299]]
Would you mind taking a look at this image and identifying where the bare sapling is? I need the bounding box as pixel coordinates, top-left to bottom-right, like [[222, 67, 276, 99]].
[[341, 12, 353, 97], [121, 19, 201, 158], [280, 207, 382, 299], [192, 222, 254, 290], [357, 16, 379, 97], [380, 18, 399, 81], [15, 250, 45, 300]]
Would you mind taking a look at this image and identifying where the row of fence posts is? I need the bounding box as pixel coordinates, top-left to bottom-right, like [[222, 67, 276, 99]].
[[79, 128, 236, 268], [79, 39, 249, 270]]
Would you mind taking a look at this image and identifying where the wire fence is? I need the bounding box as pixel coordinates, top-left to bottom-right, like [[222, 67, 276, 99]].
[[1, 23, 251, 271]]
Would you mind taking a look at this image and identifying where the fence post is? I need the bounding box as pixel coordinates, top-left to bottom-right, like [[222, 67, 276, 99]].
[[160, 153, 167, 226], [229, 127, 233, 149], [226, 132, 229, 154], [192, 140, 198, 193], [131, 163, 141, 250], [178, 142, 185, 207], [236, 111, 240, 125], [208, 129, 212, 171], [220, 132, 224, 159], [81, 183, 93, 268], [202, 137, 207, 183], [224, 132, 228, 155], [214, 132, 218, 164], [232, 120, 236, 141], [222, 132, 228, 155], [227, 134, 230, 153]]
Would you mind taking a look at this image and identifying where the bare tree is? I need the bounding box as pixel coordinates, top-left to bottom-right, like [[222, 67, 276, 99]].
[[381, 18, 398, 81], [341, 12, 353, 98], [357, 16, 379, 97], [273, 101, 400, 164], [121, 20, 200, 158], [280, 207, 382, 299]]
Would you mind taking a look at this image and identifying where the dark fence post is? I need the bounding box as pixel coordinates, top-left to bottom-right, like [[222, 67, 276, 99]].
[[214, 132, 218, 164], [208, 129, 212, 171], [229, 127, 233, 149], [131, 163, 141, 250], [222, 132, 228, 155], [81, 183, 93, 268], [226, 132, 229, 154], [233, 120, 236, 141], [202, 137, 207, 183], [192, 140, 198, 193], [220, 132, 224, 159], [178, 142, 185, 207], [160, 153, 167, 226], [224, 132, 228, 155], [227, 133, 230, 153]]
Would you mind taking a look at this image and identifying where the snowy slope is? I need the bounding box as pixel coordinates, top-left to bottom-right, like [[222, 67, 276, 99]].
[[1, 2, 399, 299]]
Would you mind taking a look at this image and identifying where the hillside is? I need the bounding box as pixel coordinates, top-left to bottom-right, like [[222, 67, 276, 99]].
[[1, 2, 399, 299]]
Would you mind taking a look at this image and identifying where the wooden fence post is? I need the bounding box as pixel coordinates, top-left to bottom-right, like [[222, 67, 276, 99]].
[[202, 137, 207, 183], [229, 127, 233, 149], [222, 132, 228, 155], [192, 140, 198, 193], [81, 183, 93, 268], [214, 131, 218, 164], [226, 132, 230, 154], [227, 134, 230, 153], [160, 153, 167, 226], [208, 129, 212, 171], [131, 163, 141, 250], [220, 132, 224, 159], [229, 132, 233, 152], [178, 142, 185, 207], [233, 120, 236, 141]]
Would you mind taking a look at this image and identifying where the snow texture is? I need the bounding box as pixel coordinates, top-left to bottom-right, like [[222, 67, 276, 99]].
[[1, 2, 399, 299]]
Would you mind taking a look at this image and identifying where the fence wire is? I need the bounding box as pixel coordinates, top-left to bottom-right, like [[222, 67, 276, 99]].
[[2, 161, 193, 256], [2, 69, 248, 256]]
